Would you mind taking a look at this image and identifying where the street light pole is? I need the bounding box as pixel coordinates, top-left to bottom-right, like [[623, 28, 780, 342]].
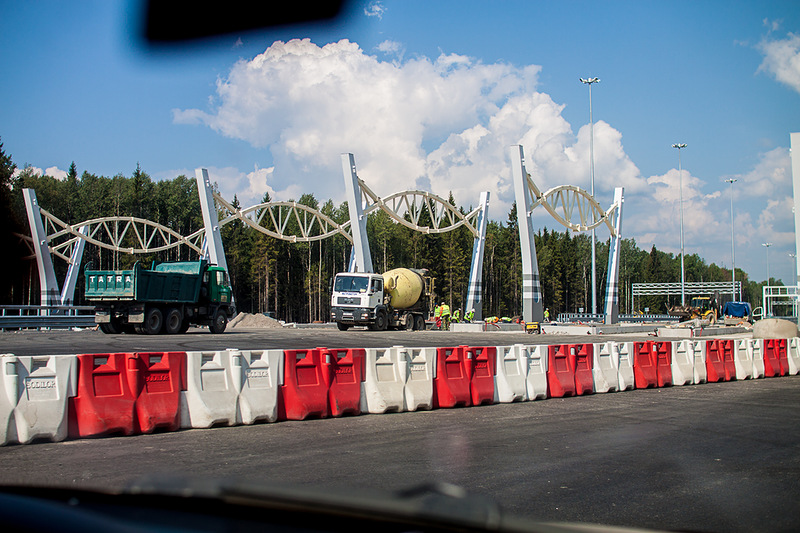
[[580, 76, 600, 315], [672, 143, 687, 305], [724, 178, 737, 300], [763, 242, 773, 284]]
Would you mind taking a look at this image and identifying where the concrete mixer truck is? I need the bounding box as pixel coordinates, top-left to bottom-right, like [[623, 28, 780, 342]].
[[330, 268, 432, 331]]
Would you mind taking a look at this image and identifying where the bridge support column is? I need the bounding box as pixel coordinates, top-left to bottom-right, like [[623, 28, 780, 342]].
[[791, 132, 800, 285], [465, 191, 490, 321], [60, 225, 88, 305], [23, 189, 61, 307], [341, 153, 373, 273], [195, 168, 229, 273], [510, 145, 544, 323], [604, 187, 624, 324]]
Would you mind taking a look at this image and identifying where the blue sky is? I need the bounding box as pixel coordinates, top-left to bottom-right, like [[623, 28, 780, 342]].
[[2, 0, 799, 285]]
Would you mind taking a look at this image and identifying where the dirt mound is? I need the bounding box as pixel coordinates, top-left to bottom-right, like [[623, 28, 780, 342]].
[[229, 312, 284, 329]]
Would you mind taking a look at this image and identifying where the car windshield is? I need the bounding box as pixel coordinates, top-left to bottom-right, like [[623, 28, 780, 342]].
[[334, 275, 370, 292]]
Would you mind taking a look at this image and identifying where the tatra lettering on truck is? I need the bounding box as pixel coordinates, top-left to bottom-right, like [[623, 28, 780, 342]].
[[85, 260, 235, 335], [330, 268, 431, 331]]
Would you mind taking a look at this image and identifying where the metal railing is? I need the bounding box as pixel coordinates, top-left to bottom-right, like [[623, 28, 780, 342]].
[[0, 305, 97, 330], [557, 312, 676, 324]]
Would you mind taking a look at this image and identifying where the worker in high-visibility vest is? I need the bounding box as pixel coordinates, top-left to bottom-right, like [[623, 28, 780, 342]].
[[544, 308, 550, 322], [452, 308, 461, 323], [466, 309, 475, 322], [440, 302, 451, 330], [434, 303, 442, 330]]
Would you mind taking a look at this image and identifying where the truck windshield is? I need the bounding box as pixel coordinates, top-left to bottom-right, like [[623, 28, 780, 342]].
[[334, 275, 369, 292]]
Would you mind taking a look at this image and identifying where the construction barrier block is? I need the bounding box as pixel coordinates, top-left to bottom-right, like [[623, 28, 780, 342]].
[[322, 347, 364, 417], [733, 339, 754, 380], [229, 349, 283, 424], [748, 339, 765, 379], [361, 347, 405, 414], [493, 345, 527, 403], [401, 347, 435, 411], [0, 354, 17, 445], [569, 344, 594, 395], [279, 349, 329, 420], [788, 338, 800, 375], [614, 342, 636, 391], [131, 352, 183, 434], [771, 338, 789, 376], [632, 342, 658, 389], [547, 345, 576, 398], [524, 345, 549, 400], [705, 340, 729, 382], [69, 353, 137, 438], [652, 341, 673, 388], [591, 342, 619, 393], [2, 354, 77, 444], [181, 351, 238, 428], [670, 341, 695, 386], [433, 347, 471, 408], [465, 346, 496, 406]]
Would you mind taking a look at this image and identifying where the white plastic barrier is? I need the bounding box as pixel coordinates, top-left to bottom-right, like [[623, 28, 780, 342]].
[[1, 354, 77, 445], [614, 342, 636, 391], [523, 345, 548, 400], [493, 345, 527, 403], [0, 354, 19, 445], [181, 351, 238, 428], [748, 339, 765, 379], [788, 338, 800, 375], [592, 342, 620, 393], [400, 347, 435, 411], [229, 349, 283, 424], [676, 340, 707, 384], [733, 339, 754, 380], [361, 347, 405, 414], [670, 341, 696, 386]]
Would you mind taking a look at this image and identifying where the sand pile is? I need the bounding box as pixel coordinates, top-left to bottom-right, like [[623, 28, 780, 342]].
[[229, 312, 284, 329]]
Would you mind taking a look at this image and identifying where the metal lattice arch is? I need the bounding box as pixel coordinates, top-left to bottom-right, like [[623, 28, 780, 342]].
[[510, 145, 624, 324]]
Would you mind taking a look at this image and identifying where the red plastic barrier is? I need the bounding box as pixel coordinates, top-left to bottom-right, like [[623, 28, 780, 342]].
[[719, 339, 736, 381], [547, 345, 576, 398], [130, 352, 184, 433], [632, 342, 657, 388], [321, 348, 365, 417], [653, 341, 673, 387], [464, 346, 496, 406], [763, 339, 788, 377], [69, 353, 137, 438], [433, 347, 471, 408], [706, 340, 729, 382], [279, 349, 329, 420], [569, 344, 594, 395]]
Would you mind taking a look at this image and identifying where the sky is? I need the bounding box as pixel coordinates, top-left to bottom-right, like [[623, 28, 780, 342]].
[[2, 0, 799, 285]]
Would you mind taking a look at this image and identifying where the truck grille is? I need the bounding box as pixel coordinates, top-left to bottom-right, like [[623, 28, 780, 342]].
[[337, 297, 360, 305]]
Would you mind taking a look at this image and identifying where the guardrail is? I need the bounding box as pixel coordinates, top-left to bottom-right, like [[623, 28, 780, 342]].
[[557, 313, 677, 324], [0, 305, 97, 330]]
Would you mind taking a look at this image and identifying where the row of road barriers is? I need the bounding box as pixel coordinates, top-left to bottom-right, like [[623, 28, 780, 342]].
[[1, 338, 799, 445]]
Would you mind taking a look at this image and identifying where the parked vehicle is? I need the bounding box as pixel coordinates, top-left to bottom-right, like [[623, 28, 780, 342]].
[[85, 260, 234, 334], [330, 268, 432, 331]]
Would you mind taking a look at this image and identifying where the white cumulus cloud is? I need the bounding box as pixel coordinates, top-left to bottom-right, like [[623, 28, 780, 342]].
[[756, 31, 800, 94]]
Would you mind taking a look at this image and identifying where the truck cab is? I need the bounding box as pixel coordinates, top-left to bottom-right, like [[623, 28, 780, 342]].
[[330, 273, 386, 330], [205, 266, 233, 305]]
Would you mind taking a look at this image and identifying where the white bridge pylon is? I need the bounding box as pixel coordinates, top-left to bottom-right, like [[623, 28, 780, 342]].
[[510, 145, 624, 324]]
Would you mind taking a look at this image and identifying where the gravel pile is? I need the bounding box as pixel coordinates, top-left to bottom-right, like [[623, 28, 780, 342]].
[[229, 312, 284, 329]]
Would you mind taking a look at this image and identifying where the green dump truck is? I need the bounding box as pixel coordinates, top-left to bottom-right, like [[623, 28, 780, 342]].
[[85, 260, 235, 334]]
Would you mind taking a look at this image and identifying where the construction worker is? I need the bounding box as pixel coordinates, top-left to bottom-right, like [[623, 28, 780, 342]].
[[544, 308, 550, 322], [466, 308, 475, 322], [440, 301, 451, 330], [452, 308, 461, 323], [434, 303, 442, 330]]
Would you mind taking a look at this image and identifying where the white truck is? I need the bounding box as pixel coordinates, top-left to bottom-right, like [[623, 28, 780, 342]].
[[330, 268, 431, 331]]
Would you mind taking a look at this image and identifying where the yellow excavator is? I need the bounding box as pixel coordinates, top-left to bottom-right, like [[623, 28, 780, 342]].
[[668, 295, 719, 324]]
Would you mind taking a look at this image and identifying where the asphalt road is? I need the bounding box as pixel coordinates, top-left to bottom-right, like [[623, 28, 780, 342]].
[[0, 324, 742, 357], [0, 371, 797, 533]]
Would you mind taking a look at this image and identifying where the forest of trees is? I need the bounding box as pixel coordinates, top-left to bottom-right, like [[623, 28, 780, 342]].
[[0, 138, 777, 322]]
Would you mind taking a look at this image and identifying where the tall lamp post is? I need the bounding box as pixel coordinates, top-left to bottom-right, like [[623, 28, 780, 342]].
[[763, 242, 773, 284], [724, 178, 737, 301], [672, 143, 687, 305], [580, 76, 600, 315]]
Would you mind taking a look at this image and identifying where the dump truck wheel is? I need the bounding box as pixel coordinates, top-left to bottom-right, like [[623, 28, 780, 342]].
[[143, 307, 163, 335], [414, 314, 425, 331], [336, 322, 350, 331], [99, 322, 119, 334], [209, 310, 227, 334], [374, 310, 388, 331], [164, 307, 183, 335]]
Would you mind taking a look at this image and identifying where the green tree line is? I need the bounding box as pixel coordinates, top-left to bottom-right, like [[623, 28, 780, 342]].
[[0, 139, 775, 320]]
